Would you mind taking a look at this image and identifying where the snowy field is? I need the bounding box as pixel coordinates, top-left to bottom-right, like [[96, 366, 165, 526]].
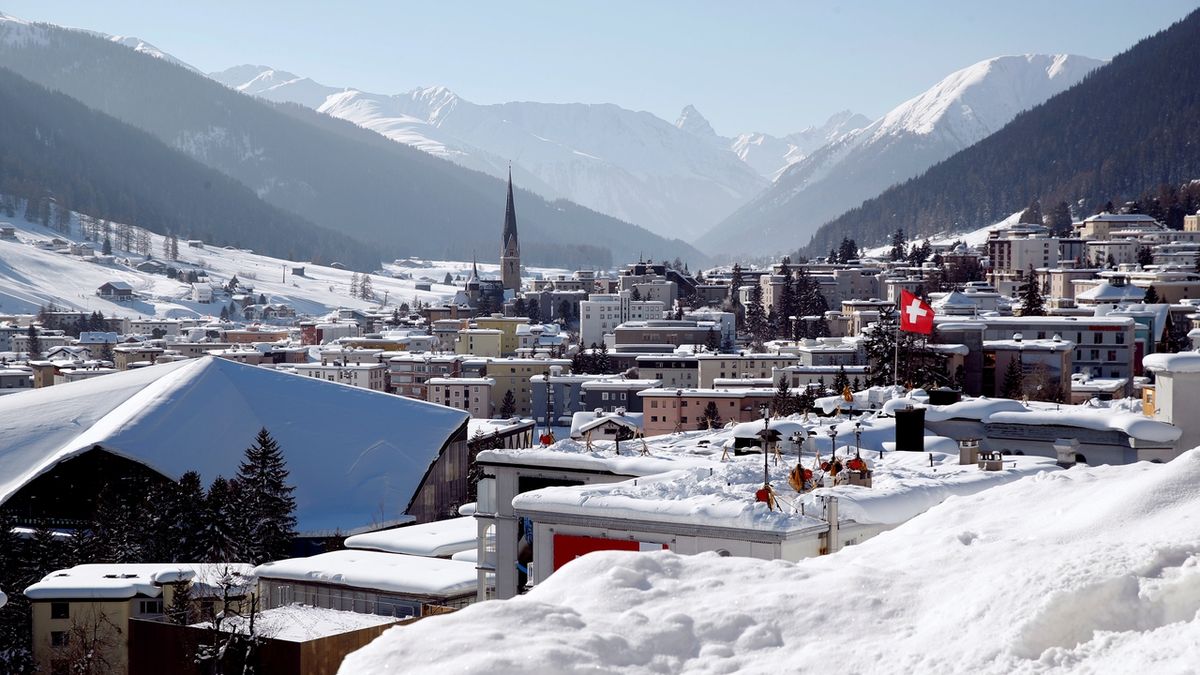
[[0, 202, 566, 319], [342, 449, 1200, 674]]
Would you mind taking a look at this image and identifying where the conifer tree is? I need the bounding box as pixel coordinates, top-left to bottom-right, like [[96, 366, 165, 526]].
[[202, 476, 243, 563], [1143, 285, 1160, 304], [772, 377, 792, 416], [863, 308, 898, 386], [527, 299, 541, 324], [889, 229, 907, 261], [235, 428, 298, 565], [832, 366, 851, 396], [359, 274, 373, 301], [1019, 266, 1045, 316], [26, 324, 40, 359], [745, 282, 768, 348], [1019, 198, 1043, 226], [499, 390, 517, 418], [1002, 358, 1025, 399], [349, 272, 360, 298], [697, 401, 723, 430]]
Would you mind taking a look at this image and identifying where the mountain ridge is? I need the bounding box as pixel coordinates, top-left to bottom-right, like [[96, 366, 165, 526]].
[[700, 53, 1105, 257], [800, 10, 1200, 256]]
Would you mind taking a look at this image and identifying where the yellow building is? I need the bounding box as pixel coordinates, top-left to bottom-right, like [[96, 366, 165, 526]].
[[455, 328, 504, 358], [25, 563, 252, 675], [471, 315, 530, 356], [483, 357, 571, 417]]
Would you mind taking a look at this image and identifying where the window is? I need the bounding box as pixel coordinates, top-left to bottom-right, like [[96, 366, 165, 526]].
[[1093, 333, 1103, 344], [50, 602, 69, 619], [51, 631, 68, 647], [1091, 349, 1100, 360], [1108, 350, 1117, 362], [1116, 333, 1125, 345], [138, 599, 164, 615]]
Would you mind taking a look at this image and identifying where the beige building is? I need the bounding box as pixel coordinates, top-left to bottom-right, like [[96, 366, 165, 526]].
[[481, 358, 572, 417], [455, 328, 504, 358], [24, 563, 252, 675], [292, 362, 388, 391], [696, 353, 801, 388], [471, 315, 529, 355], [428, 377, 495, 418]]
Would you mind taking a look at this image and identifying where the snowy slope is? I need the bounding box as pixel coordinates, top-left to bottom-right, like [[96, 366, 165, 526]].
[[342, 449, 1200, 674], [210, 66, 768, 240], [0, 12, 196, 72], [0, 202, 562, 319], [702, 54, 1105, 256]]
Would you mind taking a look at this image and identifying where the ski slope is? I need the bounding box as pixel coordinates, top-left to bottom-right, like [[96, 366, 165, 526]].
[[0, 206, 565, 319]]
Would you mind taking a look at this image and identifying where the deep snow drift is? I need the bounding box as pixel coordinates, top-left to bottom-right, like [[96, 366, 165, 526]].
[[342, 449, 1200, 674]]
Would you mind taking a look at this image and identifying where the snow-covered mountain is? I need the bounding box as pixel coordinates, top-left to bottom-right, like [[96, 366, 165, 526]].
[[728, 111, 871, 180], [211, 66, 769, 240], [701, 54, 1106, 256]]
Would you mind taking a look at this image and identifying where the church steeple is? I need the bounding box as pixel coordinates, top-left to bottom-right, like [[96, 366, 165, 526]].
[[501, 168, 521, 293]]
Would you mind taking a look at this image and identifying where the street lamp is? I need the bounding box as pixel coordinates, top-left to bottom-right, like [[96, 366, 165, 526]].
[[854, 421, 863, 460], [543, 372, 551, 437], [828, 424, 838, 460], [759, 403, 770, 486]]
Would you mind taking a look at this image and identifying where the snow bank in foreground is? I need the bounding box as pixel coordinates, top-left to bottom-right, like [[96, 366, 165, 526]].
[[341, 450, 1200, 674]]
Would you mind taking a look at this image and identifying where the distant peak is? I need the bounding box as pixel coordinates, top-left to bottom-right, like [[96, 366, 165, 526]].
[[675, 104, 717, 137]]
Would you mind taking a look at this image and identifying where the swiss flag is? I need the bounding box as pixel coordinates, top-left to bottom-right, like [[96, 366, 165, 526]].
[[899, 289, 934, 335]]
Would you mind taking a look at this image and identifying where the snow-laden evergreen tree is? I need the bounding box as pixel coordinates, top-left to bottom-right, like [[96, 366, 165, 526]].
[[146, 470, 207, 563], [359, 274, 374, 301], [235, 428, 298, 566], [863, 309, 898, 387], [0, 517, 35, 672], [202, 476, 244, 563], [349, 272, 360, 298]]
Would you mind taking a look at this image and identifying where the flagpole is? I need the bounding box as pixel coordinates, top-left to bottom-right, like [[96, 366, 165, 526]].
[[894, 323, 899, 386]]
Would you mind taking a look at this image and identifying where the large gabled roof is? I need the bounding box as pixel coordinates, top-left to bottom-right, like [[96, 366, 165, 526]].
[[0, 356, 468, 533]]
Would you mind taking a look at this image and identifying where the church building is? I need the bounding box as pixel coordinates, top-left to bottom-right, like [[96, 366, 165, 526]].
[[501, 171, 522, 293]]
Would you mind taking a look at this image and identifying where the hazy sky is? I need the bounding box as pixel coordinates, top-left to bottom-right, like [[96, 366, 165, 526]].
[[4, 1, 1196, 135]]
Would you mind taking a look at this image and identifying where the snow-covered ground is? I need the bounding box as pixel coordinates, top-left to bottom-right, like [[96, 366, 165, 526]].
[[861, 210, 1020, 258], [0, 203, 565, 318], [342, 449, 1200, 674]]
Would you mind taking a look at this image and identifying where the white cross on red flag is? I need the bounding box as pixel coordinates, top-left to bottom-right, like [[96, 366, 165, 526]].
[[899, 289, 934, 335]]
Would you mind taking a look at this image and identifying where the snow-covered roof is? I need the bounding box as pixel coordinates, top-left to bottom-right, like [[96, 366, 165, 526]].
[[0, 356, 468, 533], [1144, 350, 1200, 373], [196, 604, 399, 643], [343, 449, 1200, 674], [24, 563, 252, 600], [478, 437, 719, 477], [985, 408, 1181, 443], [253, 550, 477, 598], [1076, 281, 1145, 303], [575, 413, 644, 436], [343, 517, 478, 558]]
